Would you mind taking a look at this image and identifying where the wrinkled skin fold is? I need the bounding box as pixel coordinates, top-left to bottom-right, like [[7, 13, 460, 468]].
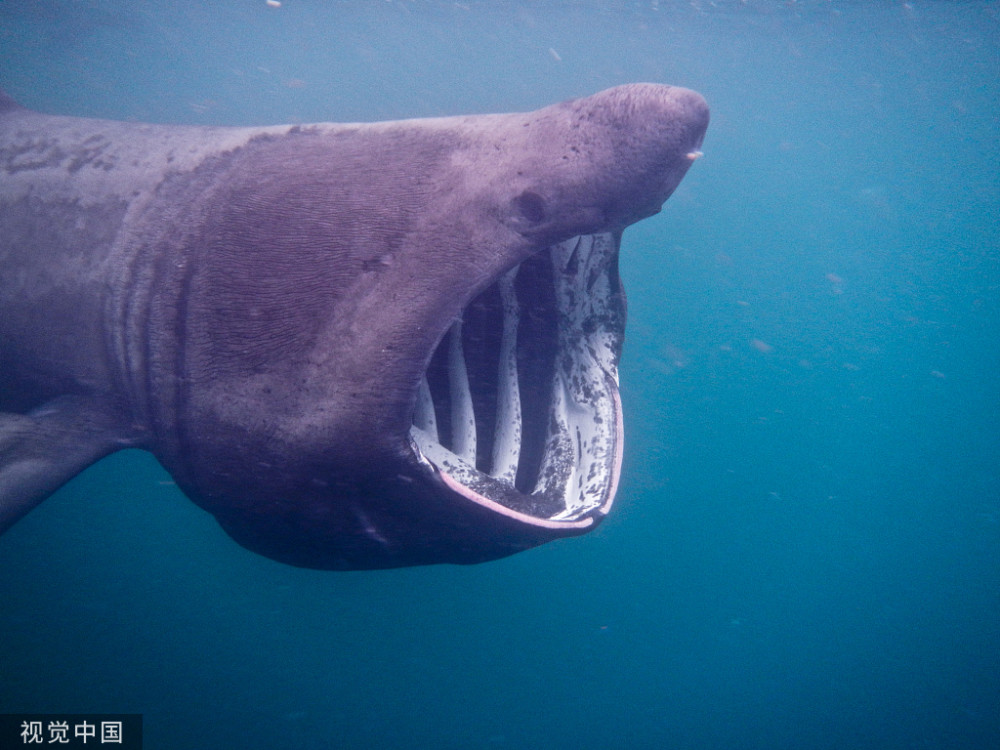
[[0, 84, 708, 569]]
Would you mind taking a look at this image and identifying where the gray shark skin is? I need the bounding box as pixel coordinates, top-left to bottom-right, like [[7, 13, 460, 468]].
[[0, 84, 708, 569]]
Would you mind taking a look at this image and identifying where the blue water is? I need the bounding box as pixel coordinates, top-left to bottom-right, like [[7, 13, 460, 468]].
[[1, 1, 997, 748]]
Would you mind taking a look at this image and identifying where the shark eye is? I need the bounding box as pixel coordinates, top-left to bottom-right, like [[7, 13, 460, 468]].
[[512, 190, 546, 224]]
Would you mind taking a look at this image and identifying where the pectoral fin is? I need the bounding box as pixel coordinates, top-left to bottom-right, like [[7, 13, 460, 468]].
[[0, 396, 142, 534]]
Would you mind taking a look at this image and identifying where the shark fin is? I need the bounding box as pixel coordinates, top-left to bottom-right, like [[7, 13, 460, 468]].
[[0, 396, 141, 533]]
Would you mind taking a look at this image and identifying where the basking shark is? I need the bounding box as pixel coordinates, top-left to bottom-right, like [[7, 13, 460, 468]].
[[0, 84, 708, 569]]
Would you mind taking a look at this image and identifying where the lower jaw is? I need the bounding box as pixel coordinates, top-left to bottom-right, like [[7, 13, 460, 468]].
[[409, 232, 626, 527]]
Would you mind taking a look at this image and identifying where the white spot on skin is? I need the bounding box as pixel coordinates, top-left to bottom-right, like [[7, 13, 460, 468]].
[[353, 507, 390, 547]]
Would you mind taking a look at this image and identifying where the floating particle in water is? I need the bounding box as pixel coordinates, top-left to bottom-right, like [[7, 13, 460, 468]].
[[826, 272, 844, 295]]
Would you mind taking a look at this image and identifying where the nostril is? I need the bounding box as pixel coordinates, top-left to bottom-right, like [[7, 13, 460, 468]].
[[512, 191, 546, 224]]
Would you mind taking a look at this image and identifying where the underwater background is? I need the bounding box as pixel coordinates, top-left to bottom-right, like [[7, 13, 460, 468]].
[[1, 1, 997, 748]]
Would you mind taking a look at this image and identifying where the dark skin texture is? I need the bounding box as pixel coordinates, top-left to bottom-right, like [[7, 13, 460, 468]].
[[0, 84, 708, 569]]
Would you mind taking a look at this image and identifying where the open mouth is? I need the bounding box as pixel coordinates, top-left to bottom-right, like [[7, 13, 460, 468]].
[[409, 232, 625, 529]]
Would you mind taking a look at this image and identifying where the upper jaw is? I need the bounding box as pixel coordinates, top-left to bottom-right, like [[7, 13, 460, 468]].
[[407, 230, 625, 534]]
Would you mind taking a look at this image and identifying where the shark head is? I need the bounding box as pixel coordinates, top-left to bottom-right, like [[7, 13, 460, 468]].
[[148, 84, 708, 569]]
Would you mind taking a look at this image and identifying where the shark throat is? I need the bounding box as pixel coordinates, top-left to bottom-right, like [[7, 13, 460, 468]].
[[409, 232, 625, 527]]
